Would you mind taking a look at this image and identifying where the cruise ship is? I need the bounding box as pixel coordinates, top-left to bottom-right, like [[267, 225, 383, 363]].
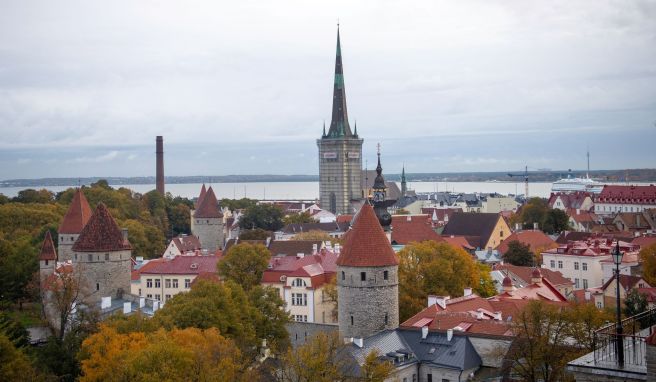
[[551, 176, 604, 194]]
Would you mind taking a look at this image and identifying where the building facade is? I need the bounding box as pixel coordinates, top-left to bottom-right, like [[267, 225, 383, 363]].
[[317, 28, 363, 215]]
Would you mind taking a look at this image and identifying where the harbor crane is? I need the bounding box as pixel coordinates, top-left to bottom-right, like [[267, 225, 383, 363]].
[[507, 166, 537, 201]]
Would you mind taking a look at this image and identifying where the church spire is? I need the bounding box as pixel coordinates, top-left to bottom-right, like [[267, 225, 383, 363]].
[[326, 25, 352, 138], [401, 164, 407, 196]]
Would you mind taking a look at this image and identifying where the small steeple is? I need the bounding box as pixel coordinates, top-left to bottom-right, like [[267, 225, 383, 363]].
[[373, 143, 386, 191], [322, 121, 326, 137], [354, 120, 358, 137], [325, 25, 353, 138]]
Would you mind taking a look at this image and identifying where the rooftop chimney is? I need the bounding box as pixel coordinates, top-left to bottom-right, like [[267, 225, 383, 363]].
[[121, 228, 128, 242], [156, 136, 164, 195], [447, 329, 453, 342], [353, 337, 364, 348], [533, 222, 539, 230], [464, 287, 473, 297], [421, 326, 429, 339], [428, 295, 450, 309]]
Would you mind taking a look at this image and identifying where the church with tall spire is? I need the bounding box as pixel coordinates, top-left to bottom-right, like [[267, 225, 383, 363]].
[[317, 26, 364, 215]]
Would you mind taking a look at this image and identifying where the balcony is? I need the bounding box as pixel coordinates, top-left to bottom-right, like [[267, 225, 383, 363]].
[[567, 307, 656, 381]]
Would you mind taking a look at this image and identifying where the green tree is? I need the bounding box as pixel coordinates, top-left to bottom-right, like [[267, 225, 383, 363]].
[[398, 241, 494, 322], [239, 228, 272, 240], [543, 209, 570, 234], [502, 240, 534, 266], [518, 198, 549, 230], [0, 333, 39, 381], [0, 193, 10, 204], [624, 288, 648, 317], [283, 211, 315, 225], [167, 203, 191, 236], [566, 302, 614, 353], [0, 311, 30, 348], [239, 203, 284, 231], [220, 198, 258, 211], [218, 243, 271, 291], [292, 230, 342, 244], [13, 188, 54, 204], [247, 285, 290, 353], [0, 236, 38, 308]]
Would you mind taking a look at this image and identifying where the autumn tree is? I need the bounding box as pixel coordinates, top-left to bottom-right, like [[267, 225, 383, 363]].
[[239, 203, 284, 231], [640, 243, 656, 286], [516, 198, 570, 234], [42, 264, 86, 340], [13, 188, 54, 204], [283, 211, 315, 225], [218, 243, 271, 291], [502, 240, 534, 266], [360, 350, 394, 382], [507, 301, 580, 382], [566, 302, 614, 353], [323, 274, 338, 321], [0, 333, 40, 381], [398, 241, 495, 322]]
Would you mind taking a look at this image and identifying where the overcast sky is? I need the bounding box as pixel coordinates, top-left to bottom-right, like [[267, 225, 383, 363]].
[[0, 0, 655, 180]]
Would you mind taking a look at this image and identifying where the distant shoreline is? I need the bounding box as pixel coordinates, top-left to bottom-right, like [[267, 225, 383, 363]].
[[1, 168, 655, 188]]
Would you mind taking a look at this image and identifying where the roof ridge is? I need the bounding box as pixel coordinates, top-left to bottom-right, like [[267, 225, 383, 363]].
[[72, 202, 132, 252], [336, 204, 398, 267], [39, 231, 57, 261]]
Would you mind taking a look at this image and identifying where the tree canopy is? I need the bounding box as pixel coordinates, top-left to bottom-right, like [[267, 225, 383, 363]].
[[239, 203, 284, 231], [398, 241, 496, 322], [502, 240, 534, 266], [515, 198, 570, 234], [641, 243, 656, 286], [282, 211, 315, 225], [218, 243, 271, 291]]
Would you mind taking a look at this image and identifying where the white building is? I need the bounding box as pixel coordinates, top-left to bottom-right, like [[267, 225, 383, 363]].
[[594, 185, 656, 215]]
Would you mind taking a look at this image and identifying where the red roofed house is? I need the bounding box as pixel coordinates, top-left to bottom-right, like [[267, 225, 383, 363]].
[[337, 203, 400, 339], [597, 274, 652, 309], [541, 238, 639, 290], [71, 202, 132, 304], [135, 254, 221, 303], [191, 186, 225, 252], [421, 207, 462, 231], [494, 263, 574, 297], [441, 235, 476, 253], [163, 234, 202, 258], [496, 229, 557, 256], [390, 214, 443, 245], [567, 208, 601, 232], [548, 192, 593, 212], [442, 212, 512, 250], [57, 188, 93, 262], [262, 247, 338, 324], [594, 185, 656, 216]]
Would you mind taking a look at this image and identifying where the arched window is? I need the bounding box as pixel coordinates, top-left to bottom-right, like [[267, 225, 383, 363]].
[[292, 278, 307, 287]]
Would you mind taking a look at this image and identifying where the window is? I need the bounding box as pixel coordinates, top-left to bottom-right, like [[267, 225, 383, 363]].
[[155, 294, 161, 301], [293, 315, 308, 322], [583, 279, 588, 289], [384, 313, 388, 325], [88, 254, 92, 262], [139, 289, 142, 296], [550, 260, 555, 268], [172, 279, 178, 288], [351, 315, 354, 325], [75, 253, 78, 261], [558, 261, 563, 269], [165, 294, 171, 301], [575, 278, 579, 288], [341, 271, 345, 280], [292, 278, 307, 287], [582, 263, 588, 271], [185, 279, 191, 288], [96, 283, 100, 291], [413, 375, 417, 382], [574, 262, 579, 270], [165, 279, 171, 288], [45, 260, 49, 266], [597, 302, 602, 308], [147, 294, 153, 299], [146, 279, 152, 288], [427, 374, 432, 382], [500, 230, 504, 238], [360, 272, 366, 281], [155, 279, 161, 288], [292, 293, 307, 306], [105, 253, 109, 261], [384, 270, 388, 280]]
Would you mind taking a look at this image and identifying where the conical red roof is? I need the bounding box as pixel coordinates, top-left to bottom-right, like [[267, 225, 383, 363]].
[[196, 184, 207, 209], [336, 203, 398, 267], [194, 186, 222, 218], [72, 203, 131, 252], [39, 231, 57, 261], [58, 189, 93, 234]]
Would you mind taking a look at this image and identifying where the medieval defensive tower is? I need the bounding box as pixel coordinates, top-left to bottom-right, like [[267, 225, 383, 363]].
[[336, 203, 399, 339], [317, 27, 363, 215], [191, 186, 224, 252], [57, 188, 92, 262], [71, 203, 132, 304], [156, 136, 165, 195]]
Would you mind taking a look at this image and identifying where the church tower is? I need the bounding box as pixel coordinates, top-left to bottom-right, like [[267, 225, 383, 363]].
[[317, 27, 364, 215], [401, 165, 407, 197], [336, 203, 399, 339]]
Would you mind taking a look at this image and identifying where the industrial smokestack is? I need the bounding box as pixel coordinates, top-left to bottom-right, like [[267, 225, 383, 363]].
[[156, 136, 164, 195]]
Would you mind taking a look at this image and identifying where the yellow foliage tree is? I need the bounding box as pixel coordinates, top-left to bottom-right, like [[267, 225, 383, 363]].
[[640, 243, 656, 286]]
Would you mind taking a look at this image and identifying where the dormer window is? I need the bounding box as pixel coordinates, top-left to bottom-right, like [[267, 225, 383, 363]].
[[292, 278, 307, 287]]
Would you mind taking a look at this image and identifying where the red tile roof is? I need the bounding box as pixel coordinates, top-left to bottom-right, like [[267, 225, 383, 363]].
[[72, 203, 132, 252], [600, 274, 650, 292], [632, 235, 656, 249], [58, 188, 93, 234], [495, 277, 568, 302], [391, 215, 444, 245], [268, 240, 323, 257], [496, 230, 556, 254], [401, 311, 513, 337], [171, 235, 202, 253], [194, 186, 223, 218], [548, 192, 592, 210], [336, 204, 398, 267], [195, 184, 207, 209], [566, 208, 599, 224], [336, 215, 353, 223], [262, 250, 338, 288], [39, 231, 57, 261], [139, 255, 220, 275], [494, 264, 572, 288], [596, 185, 656, 204], [441, 235, 476, 251]]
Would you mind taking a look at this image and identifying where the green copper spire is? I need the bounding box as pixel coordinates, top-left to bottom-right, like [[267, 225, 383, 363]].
[[326, 25, 352, 138], [401, 164, 407, 196]]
